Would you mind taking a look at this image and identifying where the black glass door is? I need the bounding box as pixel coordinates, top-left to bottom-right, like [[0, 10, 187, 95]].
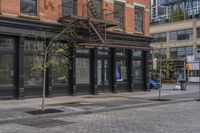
[[97, 59, 111, 92]]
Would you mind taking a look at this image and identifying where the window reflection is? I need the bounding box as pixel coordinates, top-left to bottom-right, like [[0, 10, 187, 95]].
[[76, 58, 90, 84], [24, 56, 43, 86], [0, 55, 14, 86], [20, 0, 37, 16], [97, 59, 110, 85], [133, 60, 143, 82], [116, 60, 127, 82]]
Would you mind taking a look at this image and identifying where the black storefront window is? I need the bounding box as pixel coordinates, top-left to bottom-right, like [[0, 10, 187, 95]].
[[97, 47, 110, 55], [0, 37, 15, 86], [24, 56, 43, 86], [52, 64, 68, 85], [116, 60, 127, 82], [97, 59, 111, 85], [0, 38, 14, 48], [24, 40, 43, 86], [76, 48, 90, 54], [52, 43, 68, 86], [76, 58, 90, 84], [20, 0, 37, 16], [97, 47, 111, 85], [133, 50, 142, 57], [0, 55, 14, 86], [133, 60, 143, 82]]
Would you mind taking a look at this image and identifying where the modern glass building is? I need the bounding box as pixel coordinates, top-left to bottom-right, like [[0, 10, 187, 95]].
[[150, 0, 200, 82]]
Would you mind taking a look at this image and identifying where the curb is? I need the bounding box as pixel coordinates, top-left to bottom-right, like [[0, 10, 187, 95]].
[[0, 98, 195, 125]]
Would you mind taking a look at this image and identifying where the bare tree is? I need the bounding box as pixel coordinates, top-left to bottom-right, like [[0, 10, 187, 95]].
[[26, 22, 80, 111]]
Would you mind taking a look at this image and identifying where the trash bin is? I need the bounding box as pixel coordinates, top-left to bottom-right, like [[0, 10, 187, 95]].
[[179, 80, 187, 90]]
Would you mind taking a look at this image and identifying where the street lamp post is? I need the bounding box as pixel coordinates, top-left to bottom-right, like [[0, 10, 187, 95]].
[[159, 48, 162, 100]]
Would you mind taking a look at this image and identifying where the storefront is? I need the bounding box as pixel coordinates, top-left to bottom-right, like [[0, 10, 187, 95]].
[[0, 17, 151, 99]]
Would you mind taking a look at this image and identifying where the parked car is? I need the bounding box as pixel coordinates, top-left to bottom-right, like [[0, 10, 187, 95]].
[[148, 80, 160, 89]]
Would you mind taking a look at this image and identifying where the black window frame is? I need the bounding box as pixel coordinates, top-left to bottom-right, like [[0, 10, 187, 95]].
[[151, 32, 167, 43], [170, 29, 193, 42], [114, 1, 125, 30], [135, 6, 144, 33], [116, 49, 128, 83], [20, 0, 38, 16]]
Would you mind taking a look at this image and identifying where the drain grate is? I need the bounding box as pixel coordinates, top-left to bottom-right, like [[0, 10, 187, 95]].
[[17, 119, 75, 128]]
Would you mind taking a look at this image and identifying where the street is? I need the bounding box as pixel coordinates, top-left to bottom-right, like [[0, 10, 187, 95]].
[[0, 84, 199, 133], [0, 101, 200, 133]]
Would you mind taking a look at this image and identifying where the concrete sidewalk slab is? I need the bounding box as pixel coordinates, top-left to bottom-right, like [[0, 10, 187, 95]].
[[0, 84, 198, 123]]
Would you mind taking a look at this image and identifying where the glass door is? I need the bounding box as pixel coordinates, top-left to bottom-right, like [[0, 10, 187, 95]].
[[97, 59, 111, 92]]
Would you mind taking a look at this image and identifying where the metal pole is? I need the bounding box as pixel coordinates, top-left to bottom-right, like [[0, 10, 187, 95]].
[[184, 59, 186, 81], [198, 60, 200, 100], [159, 49, 162, 100]]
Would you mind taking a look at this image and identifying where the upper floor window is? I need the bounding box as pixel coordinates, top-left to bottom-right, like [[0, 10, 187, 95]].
[[20, 0, 37, 16], [135, 6, 144, 33], [151, 32, 167, 43], [114, 2, 125, 30], [170, 29, 193, 42], [197, 28, 200, 38]]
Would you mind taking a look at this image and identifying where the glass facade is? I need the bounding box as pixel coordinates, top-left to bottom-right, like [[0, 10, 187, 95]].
[[76, 58, 90, 84], [20, 0, 37, 16]]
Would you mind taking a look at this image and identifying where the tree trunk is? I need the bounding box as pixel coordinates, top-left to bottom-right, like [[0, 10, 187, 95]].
[[42, 57, 47, 111]]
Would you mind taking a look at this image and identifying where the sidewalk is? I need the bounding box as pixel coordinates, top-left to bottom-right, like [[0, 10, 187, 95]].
[[0, 84, 198, 123]]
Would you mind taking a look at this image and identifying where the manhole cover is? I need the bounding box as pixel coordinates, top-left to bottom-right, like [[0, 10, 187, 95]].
[[17, 119, 75, 128], [26, 109, 63, 115]]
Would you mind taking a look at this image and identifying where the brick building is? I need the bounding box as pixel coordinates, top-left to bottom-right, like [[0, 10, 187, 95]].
[[0, 0, 151, 99]]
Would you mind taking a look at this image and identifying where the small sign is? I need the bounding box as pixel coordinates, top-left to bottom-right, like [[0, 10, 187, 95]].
[[185, 64, 191, 70]]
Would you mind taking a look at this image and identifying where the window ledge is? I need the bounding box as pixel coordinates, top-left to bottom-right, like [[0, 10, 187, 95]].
[[134, 31, 144, 35], [114, 28, 125, 32], [18, 14, 40, 20]]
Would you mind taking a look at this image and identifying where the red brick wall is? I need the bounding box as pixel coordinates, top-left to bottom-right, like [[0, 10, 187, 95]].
[[0, 0, 150, 36]]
